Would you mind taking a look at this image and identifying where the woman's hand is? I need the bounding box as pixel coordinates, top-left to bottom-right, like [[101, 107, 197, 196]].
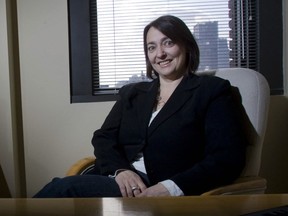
[[136, 183, 170, 197], [115, 170, 147, 197]]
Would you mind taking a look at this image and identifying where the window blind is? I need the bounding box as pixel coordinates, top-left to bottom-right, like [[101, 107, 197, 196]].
[[68, 0, 283, 102], [90, 0, 257, 94]]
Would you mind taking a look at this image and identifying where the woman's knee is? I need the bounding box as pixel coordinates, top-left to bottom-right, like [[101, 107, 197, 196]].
[[34, 175, 122, 198], [34, 176, 82, 198]]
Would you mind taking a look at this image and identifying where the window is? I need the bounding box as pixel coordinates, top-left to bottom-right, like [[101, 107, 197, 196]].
[[68, 0, 283, 103]]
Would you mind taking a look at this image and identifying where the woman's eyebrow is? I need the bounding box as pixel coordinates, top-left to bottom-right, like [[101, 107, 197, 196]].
[[147, 41, 156, 46], [147, 36, 170, 45]]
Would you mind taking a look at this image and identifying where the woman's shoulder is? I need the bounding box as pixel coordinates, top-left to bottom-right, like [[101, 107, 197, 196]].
[[195, 72, 231, 88], [120, 80, 154, 92], [189, 73, 232, 98], [118, 80, 156, 99]]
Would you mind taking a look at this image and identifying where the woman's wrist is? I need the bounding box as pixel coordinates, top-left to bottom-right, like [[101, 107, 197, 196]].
[[108, 169, 127, 178]]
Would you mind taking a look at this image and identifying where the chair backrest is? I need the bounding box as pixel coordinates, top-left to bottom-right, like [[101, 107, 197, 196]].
[[214, 68, 270, 177]]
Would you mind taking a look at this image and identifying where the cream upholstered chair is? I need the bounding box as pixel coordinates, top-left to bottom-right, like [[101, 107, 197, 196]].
[[67, 68, 270, 195], [201, 68, 270, 195]]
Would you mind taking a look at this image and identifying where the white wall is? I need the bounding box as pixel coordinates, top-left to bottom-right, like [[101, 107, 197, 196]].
[[0, 0, 17, 197], [258, 0, 288, 193], [17, 0, 114, 197]]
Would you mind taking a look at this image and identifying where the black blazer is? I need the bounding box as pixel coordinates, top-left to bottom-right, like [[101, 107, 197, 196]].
[[92, 74, 247, 195]]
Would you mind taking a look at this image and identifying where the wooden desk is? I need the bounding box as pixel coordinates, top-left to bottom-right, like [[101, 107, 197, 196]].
[[0, 194, 288, 216]]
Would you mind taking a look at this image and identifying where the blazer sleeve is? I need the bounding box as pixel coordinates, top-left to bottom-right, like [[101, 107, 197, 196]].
[[92, 85, 134, 176], [170, 78, 247, 195]]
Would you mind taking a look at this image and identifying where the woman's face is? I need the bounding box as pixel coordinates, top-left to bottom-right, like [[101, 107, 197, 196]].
[[146, 27, 187, 80]]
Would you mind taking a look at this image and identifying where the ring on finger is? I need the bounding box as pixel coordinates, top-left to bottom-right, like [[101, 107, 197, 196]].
[[131, 186, 140, 192]]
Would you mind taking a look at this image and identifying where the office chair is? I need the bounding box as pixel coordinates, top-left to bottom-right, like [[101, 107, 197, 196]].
[[66, 68, 270, 195]]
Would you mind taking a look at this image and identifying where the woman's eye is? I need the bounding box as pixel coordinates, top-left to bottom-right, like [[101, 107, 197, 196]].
[[163, 40, 174, 47], [148, 46, 155, 52]]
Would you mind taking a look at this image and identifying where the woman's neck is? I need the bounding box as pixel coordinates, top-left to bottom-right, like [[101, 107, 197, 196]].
[[159, 75, 183, 92], [154, 75, 184, 111]]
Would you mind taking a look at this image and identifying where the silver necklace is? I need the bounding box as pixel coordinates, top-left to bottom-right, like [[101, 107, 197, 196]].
[[156, 88, 166, 108]]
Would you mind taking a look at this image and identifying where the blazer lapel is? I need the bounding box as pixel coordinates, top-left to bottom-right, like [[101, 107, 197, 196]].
[[148, 74, 200, 136], [134, 80, 159, 135]]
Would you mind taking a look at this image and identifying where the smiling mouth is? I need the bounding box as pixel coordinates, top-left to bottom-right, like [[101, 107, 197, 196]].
[[158, 60, 172, 67]]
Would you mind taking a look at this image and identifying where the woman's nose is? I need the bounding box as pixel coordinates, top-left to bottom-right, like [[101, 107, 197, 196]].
[[156, 47, 166, 58]]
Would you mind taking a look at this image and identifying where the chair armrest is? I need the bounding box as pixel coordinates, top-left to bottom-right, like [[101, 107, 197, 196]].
[[201, 176, 267, 196], [66, 157, 96, 176]]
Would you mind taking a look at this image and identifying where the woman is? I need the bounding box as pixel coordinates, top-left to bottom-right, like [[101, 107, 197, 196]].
[[34, 15, 246, 197]]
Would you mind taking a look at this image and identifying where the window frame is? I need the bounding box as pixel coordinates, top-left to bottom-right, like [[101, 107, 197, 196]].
[[258, 0, 283, 95], [68, 0, 118, 102], [68, 0, 283, 103]]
